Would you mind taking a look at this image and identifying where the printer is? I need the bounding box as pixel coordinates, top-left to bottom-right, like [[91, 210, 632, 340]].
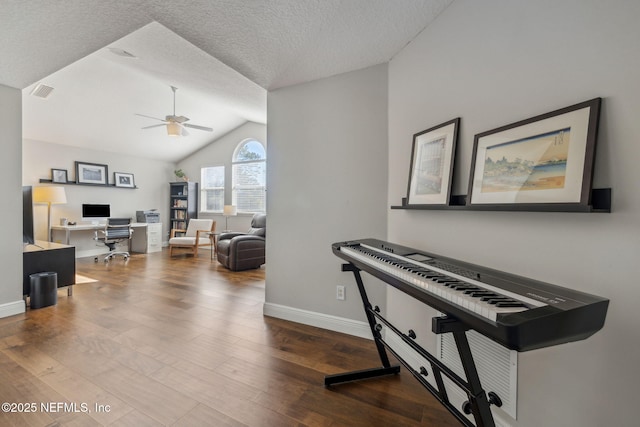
[[136, 209, 160, 223]]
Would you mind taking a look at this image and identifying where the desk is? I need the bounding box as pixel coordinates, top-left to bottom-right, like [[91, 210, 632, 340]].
[[130, 223, 162, 253], [51, 223, 100, 244], [51, 223, 159, 257], [52, 223, 148, 245], [23, 240, 75, 296]]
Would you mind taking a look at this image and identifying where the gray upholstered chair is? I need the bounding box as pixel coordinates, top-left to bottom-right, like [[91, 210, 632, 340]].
[[216, 213, 266, 271], [94, 218, 133, 262], [169, 219, 215, 257]]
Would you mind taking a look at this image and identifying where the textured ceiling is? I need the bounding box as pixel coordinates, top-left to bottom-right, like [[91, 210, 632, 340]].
[[22, 23, 266, 163], [2, 0, 453, 161]]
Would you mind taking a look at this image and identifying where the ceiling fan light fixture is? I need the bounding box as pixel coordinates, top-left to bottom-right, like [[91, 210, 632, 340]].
[[138, 86, 212, 137], [167, 122, 181, 137]]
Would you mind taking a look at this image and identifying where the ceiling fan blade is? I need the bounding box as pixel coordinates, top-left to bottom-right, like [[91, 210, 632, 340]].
[[135, 113, 166, 122], [183, 123, 213, 132], [141, 124, 166, 130], [181, 125, 189, 137], [174, 116, 189, 123]]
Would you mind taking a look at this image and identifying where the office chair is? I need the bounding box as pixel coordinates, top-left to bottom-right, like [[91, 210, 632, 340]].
[[94, 218, 133, 262]]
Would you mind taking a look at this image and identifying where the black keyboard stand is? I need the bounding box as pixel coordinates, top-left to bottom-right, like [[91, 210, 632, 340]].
[[324, 263, 401, 385], [324, 263, 500, 427]]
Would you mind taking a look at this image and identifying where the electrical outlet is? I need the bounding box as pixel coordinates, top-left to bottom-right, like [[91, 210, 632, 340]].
[[336, 285, 345, 300]]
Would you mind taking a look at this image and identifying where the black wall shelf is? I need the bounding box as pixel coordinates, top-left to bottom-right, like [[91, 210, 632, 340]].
[[391, 188, 611, 213], [39, 179, 138, 189]]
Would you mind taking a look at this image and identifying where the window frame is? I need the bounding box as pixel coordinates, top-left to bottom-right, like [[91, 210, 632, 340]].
[[232, 139, 266, 214], [200, 164, 225, 213]]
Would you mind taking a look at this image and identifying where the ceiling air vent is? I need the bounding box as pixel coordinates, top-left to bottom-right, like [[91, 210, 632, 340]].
[[30, 84, 54, 99]]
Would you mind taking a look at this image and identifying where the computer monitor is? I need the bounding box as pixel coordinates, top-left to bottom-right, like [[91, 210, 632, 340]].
[[23, 186, 35, 244], [82, 204, 111, 220]]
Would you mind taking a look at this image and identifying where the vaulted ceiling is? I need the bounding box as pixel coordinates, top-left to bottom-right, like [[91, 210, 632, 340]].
[[2, 0, 453, 162]]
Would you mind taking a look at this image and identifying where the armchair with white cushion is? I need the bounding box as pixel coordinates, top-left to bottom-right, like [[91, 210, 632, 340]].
[[168, 219, 215, 257]]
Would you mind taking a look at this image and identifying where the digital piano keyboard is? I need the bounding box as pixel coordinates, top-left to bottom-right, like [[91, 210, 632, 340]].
[[332, 238, 609, 351]]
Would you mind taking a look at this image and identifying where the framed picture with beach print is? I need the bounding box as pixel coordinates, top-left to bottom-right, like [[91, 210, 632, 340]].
[[406, 118, 460, 206], [467, 98, 601, 208]]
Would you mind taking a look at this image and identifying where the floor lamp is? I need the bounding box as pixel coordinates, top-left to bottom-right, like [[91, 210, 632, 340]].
[[33, 186, 67, 242], [223, 205, 237, 232]]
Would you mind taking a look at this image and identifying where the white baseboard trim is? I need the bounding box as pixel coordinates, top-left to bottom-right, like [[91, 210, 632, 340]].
[[0, 299, 26, 319], [263, 302, 372, 340]]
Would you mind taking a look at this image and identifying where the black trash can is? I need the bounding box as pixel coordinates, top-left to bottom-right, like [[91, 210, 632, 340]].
[[29, 272, 58, 309]]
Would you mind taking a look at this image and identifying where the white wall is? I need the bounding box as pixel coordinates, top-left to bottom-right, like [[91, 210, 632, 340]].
[[176, 121, 266, 232], [0, 84, 25, 317], [265, 64, 388, 334], [23, 139, 175, 247], [388, 0, 640, 425]]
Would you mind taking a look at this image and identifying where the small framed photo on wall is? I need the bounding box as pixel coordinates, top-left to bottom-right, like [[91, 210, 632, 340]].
[[114, 172, 135, 188], [406, 118, 460, 206], [51, 168, 68, 183]]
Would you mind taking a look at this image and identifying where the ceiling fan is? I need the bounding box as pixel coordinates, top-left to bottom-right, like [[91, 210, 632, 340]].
[[136, 86, 213, 137]]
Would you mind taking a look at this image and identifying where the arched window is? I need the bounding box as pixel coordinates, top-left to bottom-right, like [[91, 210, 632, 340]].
[[232, 139, 266, 213]]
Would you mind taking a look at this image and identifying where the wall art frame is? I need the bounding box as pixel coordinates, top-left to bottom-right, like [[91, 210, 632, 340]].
[[114, 172, 135, 188], [406, 117, 460, 206], [75, 161, 109, 186], [467, 98, 601, 209], [51, 168, 68, 183]]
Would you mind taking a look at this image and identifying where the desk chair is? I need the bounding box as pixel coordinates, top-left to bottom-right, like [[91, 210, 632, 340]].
[[94, 218, 133, 262]]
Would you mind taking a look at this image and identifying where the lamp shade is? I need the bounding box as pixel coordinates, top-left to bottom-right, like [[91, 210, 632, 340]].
[[167, 122, 181, 137], [223, 205, 237, 216], [33, 186, 67, 204]]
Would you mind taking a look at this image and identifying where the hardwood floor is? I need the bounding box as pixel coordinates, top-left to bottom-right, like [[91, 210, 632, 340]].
[[0, 250, 458, 426]]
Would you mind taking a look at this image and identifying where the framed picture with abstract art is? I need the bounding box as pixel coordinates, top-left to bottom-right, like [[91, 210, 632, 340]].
[[75, 161, 109, 186], [406, 118, 460, 206], [467, 98, 601, 209]]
